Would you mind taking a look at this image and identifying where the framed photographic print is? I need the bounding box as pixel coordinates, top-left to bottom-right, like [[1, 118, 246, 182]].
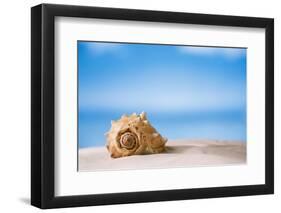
[[31, 3, 274, 209]]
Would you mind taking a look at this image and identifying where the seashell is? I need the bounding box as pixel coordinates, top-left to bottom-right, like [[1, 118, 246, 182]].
[[106, 112, 167, 158]]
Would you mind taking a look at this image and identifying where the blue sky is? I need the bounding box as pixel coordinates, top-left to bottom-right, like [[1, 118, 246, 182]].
[[78, 42, 246, 113], [78, 41, 247, 147]]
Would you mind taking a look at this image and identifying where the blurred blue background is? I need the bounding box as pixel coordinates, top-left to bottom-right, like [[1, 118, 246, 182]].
[[78, 41, 246, 148]]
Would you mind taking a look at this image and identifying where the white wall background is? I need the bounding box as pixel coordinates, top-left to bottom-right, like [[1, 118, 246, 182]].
[[0, 0, 279, 212]]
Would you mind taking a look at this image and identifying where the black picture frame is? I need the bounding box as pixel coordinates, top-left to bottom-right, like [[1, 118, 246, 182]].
[[31, 3, 274, 209]]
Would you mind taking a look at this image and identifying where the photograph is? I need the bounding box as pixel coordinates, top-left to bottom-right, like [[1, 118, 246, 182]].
[[30, 3, 274, 208], [77, 41, 247, 171]]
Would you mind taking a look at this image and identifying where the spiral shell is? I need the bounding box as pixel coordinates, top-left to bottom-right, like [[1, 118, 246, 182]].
[[119, 132, 137, 149], [105, 112, 167, 158]]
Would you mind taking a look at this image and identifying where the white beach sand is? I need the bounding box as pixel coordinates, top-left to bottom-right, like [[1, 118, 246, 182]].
[[78, 140, 246, 171]]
